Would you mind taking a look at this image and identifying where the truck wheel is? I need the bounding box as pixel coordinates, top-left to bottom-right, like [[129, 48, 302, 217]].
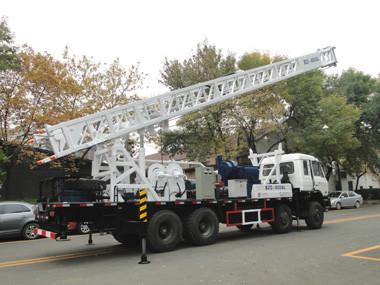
[[184, 208, 219, 246], [147, 210, 182, 252], [112, 231, 140, 246], [271, 204, 292, 234], [77, 222, 91, 234], [305, 201, 324, 229], [236, 225, 253, 232]]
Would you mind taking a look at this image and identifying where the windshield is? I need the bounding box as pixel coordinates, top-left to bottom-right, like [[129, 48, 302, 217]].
[[328, 192, 341, 198]]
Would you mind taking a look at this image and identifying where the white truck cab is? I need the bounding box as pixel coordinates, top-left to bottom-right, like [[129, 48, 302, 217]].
[[259, 153, 329, 197]]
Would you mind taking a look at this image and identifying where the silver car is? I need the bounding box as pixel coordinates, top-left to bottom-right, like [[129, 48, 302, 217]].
[[329, 191, 363, 210], [0, 202, 39, 240]]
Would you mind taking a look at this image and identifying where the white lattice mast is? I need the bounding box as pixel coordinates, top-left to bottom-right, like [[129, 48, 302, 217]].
[[32, 47, 337, 202]]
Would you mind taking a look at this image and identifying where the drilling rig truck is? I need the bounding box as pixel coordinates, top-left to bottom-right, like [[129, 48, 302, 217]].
[[33, 47, 337, 253]]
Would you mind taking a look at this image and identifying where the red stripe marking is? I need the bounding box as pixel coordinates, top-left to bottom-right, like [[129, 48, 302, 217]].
[[225, 210, 242, 226]]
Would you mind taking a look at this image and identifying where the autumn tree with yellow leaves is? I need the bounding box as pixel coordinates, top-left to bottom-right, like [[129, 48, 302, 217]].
[[0, 19, 144, 192]]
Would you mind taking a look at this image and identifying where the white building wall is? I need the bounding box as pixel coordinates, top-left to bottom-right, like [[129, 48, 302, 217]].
[[341, 172, 380, 191]]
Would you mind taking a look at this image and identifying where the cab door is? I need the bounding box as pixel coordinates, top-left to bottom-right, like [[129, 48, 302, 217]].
[[301, 160, 313, 191], [311, 161, 329, 196]]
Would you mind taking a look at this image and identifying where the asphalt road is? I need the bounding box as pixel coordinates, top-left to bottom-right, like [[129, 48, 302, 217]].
[[1, 205, 380, 285]]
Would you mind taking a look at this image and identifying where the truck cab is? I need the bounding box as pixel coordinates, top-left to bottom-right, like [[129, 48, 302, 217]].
[[259, 153, 329, 197]]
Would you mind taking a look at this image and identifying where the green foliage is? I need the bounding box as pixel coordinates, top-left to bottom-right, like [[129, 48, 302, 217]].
[[238, 52, 284, 70], [0, 18, 20, 71], [159, 43, 286, 160], [337, 72, 380, 183], [160, 129, 212, 162], [160, 42, 237, 159], [284, 71, 325, 128], [161, 41, 236, 89], [287, 94, 361, 162], [361, 91, 380, 142], [334, 68, 377, 107]]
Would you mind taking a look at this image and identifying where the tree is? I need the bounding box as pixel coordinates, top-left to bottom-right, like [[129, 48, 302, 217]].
[[333, 70, 380, 189], [288, 94, 360, 157], [0, 47, 145, 145], [231, 52, 286, 154], [287, 93, 361, 187], [62, 49, 144, 114], [0, 147, 8, 184], [0, 47, 82, 144], [160, 42, 236, 159], [0, 18, 20, 71], [0, 43, 146, 196], [159, 43, 288, 161], [334, 68, 377, 107]]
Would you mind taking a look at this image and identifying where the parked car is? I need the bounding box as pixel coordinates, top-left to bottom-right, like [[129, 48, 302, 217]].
[[329, 191, 363, 210], [0, 202, 39, 240]]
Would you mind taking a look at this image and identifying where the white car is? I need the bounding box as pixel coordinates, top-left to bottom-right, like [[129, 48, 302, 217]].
[[329, 191, 363, 210]]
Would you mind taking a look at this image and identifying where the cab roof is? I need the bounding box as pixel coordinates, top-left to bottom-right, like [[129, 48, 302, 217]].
[[260, 153, 318, 165]]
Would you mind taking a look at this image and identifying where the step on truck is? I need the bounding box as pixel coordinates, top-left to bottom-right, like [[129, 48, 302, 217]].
[[33, 47, 337, 253]]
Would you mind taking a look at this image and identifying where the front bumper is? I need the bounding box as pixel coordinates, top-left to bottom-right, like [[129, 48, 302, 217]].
[[323, 196, 331, 209]]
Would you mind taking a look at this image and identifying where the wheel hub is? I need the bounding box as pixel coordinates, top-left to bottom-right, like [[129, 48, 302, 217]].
[[159, 224, 170, 239], [280, 212, 289, 225]]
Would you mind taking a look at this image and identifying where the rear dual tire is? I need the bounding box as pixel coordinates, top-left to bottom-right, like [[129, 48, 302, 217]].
[[184, 208, 219, 246], [147, 210, 183, 252]]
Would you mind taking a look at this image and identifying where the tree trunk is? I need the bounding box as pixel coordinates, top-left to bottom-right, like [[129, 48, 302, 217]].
[[355, 171, 366, 191], [336, 162, 342, 191], [266, 138, 285, 153]]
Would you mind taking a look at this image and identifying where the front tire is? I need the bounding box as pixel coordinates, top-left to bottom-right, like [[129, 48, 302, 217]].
[[147, 210, 182, 252], [22, 222, 39, 240], [271, 204, 292, 234], [305, 201, 324, 229], [184, 208, 219, 246]]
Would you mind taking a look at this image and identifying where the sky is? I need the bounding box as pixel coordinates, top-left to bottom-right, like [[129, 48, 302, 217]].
[[1, 0, 379, 154], [2, 0, 380, 98]]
